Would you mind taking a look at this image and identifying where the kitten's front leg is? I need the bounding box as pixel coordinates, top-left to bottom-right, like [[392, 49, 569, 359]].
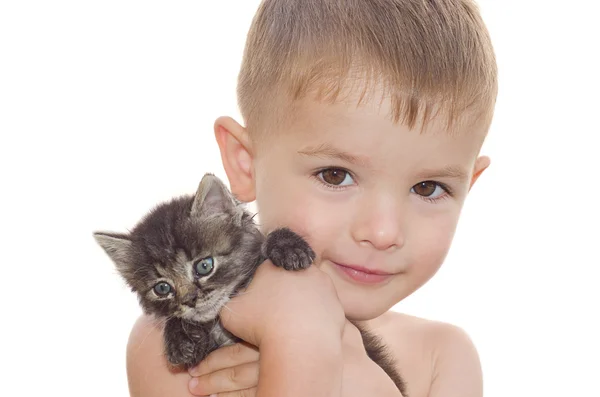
[[264, 227, 316, 271], [163, 317, 207, 369]]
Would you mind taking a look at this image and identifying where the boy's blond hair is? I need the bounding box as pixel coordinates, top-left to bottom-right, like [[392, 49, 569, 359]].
[[237, 0, 497, 138]]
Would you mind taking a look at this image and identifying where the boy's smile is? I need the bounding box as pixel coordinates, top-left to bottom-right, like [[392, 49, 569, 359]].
[[218, 94, 490, 321], [330, 261, 398, 285]]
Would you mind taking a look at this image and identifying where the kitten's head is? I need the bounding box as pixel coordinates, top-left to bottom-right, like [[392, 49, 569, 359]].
[[94, 174, 264, 323]]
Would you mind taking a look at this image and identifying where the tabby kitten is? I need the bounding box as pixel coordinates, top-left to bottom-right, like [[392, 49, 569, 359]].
[[94, 173, 406, 395]]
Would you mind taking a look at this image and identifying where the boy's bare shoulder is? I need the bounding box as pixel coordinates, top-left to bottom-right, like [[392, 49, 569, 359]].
[[368, 311, 483, 397]]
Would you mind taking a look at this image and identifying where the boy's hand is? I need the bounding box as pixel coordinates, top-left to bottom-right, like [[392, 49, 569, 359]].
[[188, 342, 259, 396]]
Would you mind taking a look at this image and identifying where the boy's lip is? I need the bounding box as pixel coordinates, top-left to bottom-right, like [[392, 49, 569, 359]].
[[333, 262, 394, 275], [331, 261, 396, 284]]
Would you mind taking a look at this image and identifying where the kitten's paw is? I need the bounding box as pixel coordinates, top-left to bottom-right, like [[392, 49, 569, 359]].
[[265, 228, 315, 271], [164, 318, 201, 369], [165, 337, 198, 369]]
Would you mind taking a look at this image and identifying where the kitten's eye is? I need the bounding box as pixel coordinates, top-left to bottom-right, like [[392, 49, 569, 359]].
[[411, 181, 445, 198], [318, 168, 354, 186], [194, 257, 214, 277], [153, 282, 172, 297]]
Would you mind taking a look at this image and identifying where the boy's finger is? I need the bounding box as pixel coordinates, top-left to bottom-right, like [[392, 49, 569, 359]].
[[217, 388, 257, 397], [189, 342, 259, 376], [188, 362, 259, 396]]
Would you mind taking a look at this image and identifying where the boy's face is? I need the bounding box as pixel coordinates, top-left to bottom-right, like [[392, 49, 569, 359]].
[[217, 96, 489, 320]]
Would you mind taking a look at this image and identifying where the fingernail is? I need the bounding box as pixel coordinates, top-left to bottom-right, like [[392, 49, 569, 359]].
[[189, 378, 198, 389], [188, 365, 199, 376]]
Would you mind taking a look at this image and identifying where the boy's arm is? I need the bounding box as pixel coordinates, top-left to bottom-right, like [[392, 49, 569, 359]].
[[428, 323, 483, 397], [218, 263, 346, 397], [256, 330, 343, 397]]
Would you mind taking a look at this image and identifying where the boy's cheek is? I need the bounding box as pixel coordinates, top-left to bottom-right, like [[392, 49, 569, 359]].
[[258, 194, 345, 254], [411, 222, 456, 273]]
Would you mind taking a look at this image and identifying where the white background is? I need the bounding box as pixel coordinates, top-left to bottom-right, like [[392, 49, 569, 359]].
[[1, 1, 598, 396]]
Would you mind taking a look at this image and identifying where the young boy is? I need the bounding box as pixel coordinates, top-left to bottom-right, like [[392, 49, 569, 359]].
[[126, 0, 497, 396]]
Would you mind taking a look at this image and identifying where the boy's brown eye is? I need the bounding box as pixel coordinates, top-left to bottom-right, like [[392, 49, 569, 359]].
[[320, 168, 351, 186], [412, 181, 438, 197]]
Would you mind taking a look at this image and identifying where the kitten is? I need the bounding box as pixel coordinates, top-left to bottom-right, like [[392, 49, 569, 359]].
[[94, 173, 406, 395]]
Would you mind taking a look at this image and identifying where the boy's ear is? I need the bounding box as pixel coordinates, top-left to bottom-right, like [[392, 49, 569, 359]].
[[214, 116, 256, 202], [469, 155, 491, 191]]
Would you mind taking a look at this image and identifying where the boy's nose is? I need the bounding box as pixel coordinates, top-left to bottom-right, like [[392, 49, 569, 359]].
[[351, 199, 404, 252]]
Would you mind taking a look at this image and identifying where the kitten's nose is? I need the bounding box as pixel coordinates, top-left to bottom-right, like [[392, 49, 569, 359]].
[[181, 292, 198, 307]]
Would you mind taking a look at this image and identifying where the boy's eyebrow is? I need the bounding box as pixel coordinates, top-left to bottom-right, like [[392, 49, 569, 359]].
[[298, 144, 469, 182], [416, 165, 470, 182], [298, 143, 371, 167]]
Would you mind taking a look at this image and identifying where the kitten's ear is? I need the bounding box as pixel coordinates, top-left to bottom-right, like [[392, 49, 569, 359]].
[[93, 232, 133, 273], [191, 173, 237, 217]]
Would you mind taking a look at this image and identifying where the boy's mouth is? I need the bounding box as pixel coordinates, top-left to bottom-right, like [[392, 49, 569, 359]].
[[330, 262, 395, 285]]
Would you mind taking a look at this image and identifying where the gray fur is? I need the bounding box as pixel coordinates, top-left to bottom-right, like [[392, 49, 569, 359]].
[[93, 174, 314, 367]]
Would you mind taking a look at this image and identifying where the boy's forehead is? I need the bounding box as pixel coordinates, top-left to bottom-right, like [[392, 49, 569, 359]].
[[259, 96, 487, 171], [283, 95, 489, 142]]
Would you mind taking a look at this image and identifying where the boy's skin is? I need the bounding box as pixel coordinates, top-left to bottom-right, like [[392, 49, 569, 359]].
[[126, 90, 491, 396]]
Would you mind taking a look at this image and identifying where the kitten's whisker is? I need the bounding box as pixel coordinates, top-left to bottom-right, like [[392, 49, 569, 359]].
[[221, 303, 241, 317], [229, 289, 252, 298], [134, 315, 168, 355], [208, 319, 221, 335]]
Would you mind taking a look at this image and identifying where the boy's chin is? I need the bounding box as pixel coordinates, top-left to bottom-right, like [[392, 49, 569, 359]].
[[340, 294, 395, 322], [322, 268, 400, 321]]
